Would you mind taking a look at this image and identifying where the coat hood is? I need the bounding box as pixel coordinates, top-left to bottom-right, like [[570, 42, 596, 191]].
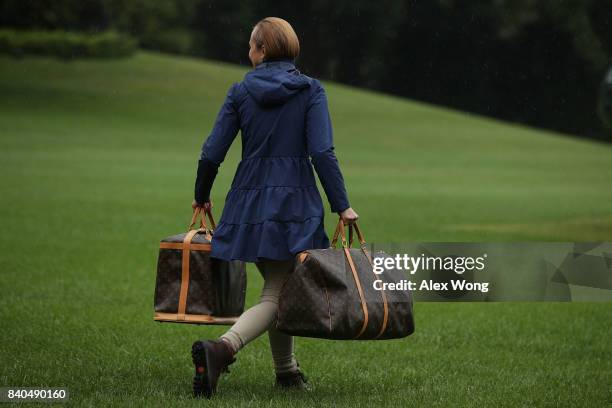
[[243, 58, 311, 106]]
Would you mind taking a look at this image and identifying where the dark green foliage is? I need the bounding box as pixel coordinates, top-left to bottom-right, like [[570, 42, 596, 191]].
[[139, 29, 195, 56], [0, 0, 610, 137], [0, 29, 137, 59], [599, 66, 612, 133]]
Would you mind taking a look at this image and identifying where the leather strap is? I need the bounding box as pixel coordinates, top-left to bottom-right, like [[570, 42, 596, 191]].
[[173, 209, 219, 321], [154, 311, 239, 325], [188, 207, 206, 231], [188, 206, 217, 234], [330, 218, 345, 248], [332, 217, 388, 339], [344, 247, 369, 339], [336, 220, 368, 339], [159, 242, 211, 251], [352, 222, 366, 245], [374, 270, 389, 339], [331, 218, 362, 250], [314, 268, 333, 334], [205, 206, 216, 230], [354, 223, 373, 264], [361, 244, 388, 339], [177, 228, 201, 320], [352, 223, 388, 338]]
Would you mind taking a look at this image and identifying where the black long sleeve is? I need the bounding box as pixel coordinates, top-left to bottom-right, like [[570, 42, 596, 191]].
[[193, 83, 240, 204], [194, 159, 219, 204]]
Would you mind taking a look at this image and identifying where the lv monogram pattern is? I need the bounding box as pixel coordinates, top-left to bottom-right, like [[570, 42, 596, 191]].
[[277, 248, 415, 340], [154, 231, 247, 318]]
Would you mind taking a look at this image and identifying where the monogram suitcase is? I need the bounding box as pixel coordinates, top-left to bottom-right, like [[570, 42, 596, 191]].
[[277, 218, 414, 339], [154, 207, 246, 325]]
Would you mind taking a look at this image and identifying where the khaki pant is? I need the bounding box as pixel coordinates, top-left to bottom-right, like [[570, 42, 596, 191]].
[[220, 259, 298, 374]]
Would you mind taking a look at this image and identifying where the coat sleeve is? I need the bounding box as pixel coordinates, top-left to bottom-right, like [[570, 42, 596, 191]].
[[305, 80, 351, 213], [194, 82, 240, 204]]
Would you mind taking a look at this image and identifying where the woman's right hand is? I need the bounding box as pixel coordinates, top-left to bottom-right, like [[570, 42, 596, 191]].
[[340, 207, 359, 225]]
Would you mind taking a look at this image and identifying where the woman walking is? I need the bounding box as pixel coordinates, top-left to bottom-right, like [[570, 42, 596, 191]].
[[190, 17, 358, 398]]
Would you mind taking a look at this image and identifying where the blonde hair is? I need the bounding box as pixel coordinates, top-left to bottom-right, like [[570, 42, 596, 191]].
[[252, 17, 300, 60]]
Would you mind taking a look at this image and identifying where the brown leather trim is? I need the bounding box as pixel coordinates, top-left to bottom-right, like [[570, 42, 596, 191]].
[[188, 207, 216, 237], [353, 225, 388, 338], [375, 281, 389, 338], [204, 207, 217, 230], [297, 251, 309, 263], [364, 250, 389, 339], [154, 312, 239, 325], [189, 207, 210, 231], [177, 229, 200, 320], [159, 242, 211, 251], [362, 247, 373, 265], [188, 207, 202, 230], [344, 247, 369, 339], [315, 267, 333, 334], [352, 223, 367, 245], [346, 221, 389, 338], [330, 218, 345, 248]]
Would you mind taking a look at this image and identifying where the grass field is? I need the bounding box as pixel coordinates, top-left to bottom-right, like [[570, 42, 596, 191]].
[[1, 52, 611, 407]]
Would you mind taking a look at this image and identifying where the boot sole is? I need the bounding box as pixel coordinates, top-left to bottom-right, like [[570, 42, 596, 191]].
[[191, 340, 213, 398]]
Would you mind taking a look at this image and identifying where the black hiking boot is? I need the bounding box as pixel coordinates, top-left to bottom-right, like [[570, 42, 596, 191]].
[[191, 339, 236, 398]]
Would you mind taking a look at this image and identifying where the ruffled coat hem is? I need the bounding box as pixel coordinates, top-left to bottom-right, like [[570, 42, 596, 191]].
[[210, 216, 330, 262]]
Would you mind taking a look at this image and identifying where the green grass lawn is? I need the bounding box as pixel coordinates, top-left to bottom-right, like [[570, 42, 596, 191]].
[[0, 52, 611, 407]]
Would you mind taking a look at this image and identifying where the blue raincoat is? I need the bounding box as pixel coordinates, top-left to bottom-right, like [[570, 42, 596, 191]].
[[194, 57, 350, 262]]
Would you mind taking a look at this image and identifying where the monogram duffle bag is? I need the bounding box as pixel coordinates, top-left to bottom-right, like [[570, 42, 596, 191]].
[[154, 207, 246, 325], [277, 218, 415, 340]]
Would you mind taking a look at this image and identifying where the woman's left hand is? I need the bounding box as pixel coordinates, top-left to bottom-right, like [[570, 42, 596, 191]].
[[192, 199, 213, 211]]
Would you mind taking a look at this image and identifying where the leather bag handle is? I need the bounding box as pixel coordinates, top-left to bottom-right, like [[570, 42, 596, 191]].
[[330, 216, 374, 272], [330, 217, 367, 249], [330, 217, 348, 248], [188, 205, 216, 236]]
